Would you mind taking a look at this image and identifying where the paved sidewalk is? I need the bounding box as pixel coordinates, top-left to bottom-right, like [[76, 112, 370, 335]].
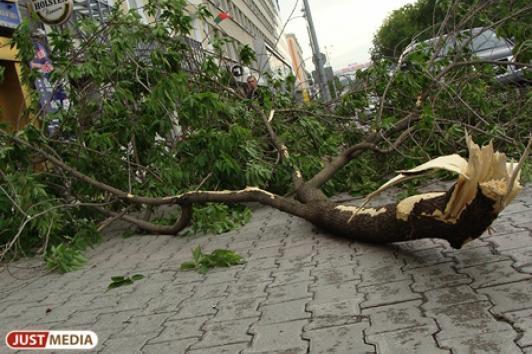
[[1, 183, 531, 353]]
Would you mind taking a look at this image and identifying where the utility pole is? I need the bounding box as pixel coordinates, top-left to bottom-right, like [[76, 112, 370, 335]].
[[302, 0, 331, 102]]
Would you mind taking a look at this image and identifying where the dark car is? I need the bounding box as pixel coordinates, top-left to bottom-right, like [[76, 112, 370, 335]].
[[399, 28, 526, 84]]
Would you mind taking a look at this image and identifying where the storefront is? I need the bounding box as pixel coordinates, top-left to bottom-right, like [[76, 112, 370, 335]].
[[0, 0, 30, 131]]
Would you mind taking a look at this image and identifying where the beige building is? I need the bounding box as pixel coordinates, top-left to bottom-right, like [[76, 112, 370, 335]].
[[286, 33, 310, 101], [186, 0, 292, 81], [69, 0, 293, 80]]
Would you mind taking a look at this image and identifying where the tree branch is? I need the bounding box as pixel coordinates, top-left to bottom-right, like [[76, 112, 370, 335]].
[[305, 113, 418, 189]]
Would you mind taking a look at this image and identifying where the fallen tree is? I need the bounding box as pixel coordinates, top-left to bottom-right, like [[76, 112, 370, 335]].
[[0, 0, 530, 269], [5, 127, 528, 250]]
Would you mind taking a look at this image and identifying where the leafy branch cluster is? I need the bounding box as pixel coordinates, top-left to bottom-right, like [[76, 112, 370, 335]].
[[180, 246, 244, 274]]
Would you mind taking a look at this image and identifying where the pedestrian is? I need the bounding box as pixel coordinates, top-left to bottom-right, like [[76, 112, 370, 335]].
[[244, 74, 267, 106], [245, 75, 259, 99]]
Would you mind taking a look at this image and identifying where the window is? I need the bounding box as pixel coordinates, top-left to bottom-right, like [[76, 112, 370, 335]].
[[127, 0, 148, 23]]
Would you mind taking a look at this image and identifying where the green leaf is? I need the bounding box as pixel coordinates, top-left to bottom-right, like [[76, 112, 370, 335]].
[[131, 274, 144, 281], [180, 247, 244, 274], [108, 278, 134, 289], [192, 245, 203, 264], [180, 261, 196, 270]]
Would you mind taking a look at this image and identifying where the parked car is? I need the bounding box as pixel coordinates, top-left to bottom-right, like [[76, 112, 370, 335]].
[[399, 27, 527, 84]]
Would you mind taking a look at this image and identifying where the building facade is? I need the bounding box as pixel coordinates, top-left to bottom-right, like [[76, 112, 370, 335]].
[[187, 0, 292, 81]]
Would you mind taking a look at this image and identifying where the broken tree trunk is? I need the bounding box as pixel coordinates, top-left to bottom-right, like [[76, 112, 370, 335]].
[[6, 131, 527, 249], [121, 135, 525, 249]]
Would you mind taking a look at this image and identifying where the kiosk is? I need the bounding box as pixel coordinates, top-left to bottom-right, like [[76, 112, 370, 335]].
[[0, 0, 30, 131]]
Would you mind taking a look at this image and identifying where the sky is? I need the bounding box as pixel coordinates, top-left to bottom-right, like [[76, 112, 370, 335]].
[[278, 0, 416, 71]]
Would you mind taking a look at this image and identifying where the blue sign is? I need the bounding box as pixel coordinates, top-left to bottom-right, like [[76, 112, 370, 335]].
[[0, 1, 20, 30]]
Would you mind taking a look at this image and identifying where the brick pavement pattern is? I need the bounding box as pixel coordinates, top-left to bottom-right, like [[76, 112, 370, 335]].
[[1, 183, 531, 353]]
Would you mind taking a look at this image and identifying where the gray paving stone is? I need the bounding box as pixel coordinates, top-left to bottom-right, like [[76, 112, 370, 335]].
[[303, 322, 373, 353], [283, 234, 316, 247], [366, 324, 448, 354], [360, 279, 421, 308], [258, 225, 288, 241], [270, 268, 312, 287], [306, 297, 366, 330], [391, 238, 447, 251], [173, 298, 223, 319], [246, 320, 308, 354], [2, 288, 49, 304], [445, 245, 510, 268], [310, 265, 359, 287], [112, 293, 154, 312], [141, 292, 192, 315], [363, 300, 434, 335], [202, 268, 241, 285], [188, 343, 250, 354], [143, 338, 197, 354], [353, 243, 397, 256], [509, 210, 532, 224], [491, 231, 532, 251], [212, 297, 264, 322], [359, 263, 410, 287], [422, 285, 488, 310], [504, 308, 532, 347], [142, 270, 177, 283], [314, 252, 356, 268], [277, 258, 316, 271], [226, 240, 255, 251], [191, 317, 256, 349], [478, 280, 532, 313], [437, 330, 520, 353], [226, 281, 269, 300], [90, 309, 139, 332], [487, 221, 527, 236], [253, 238, 284, 249], [281, 241, 315, 259], [459, 260, 531, 288], [60, 308, 113, 327], [243, 257, 278, 271], [265, 281, 311, 305], [258, 298, 311, 324], [201, 235, 231, 250], [408, 263, 471, 292], [114, 313, 171, 338], [399, 247, 453, 270], [428, 301, 513, 341], [519, 221, 532, 230], [500, 201, 529, 215], [522, 264, 532, 274], [1, 303, 45, 319], [500, 246, 532, 268], [312, 280, 360, 305], [101, 335, 152, 353], [354, 251, 404, 269], [160, 316, 209, 339], [193, 283, 230, 300], [171, 270, 205, 285], [247, 246, 281, 259], [235, 270, 273, 284]]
